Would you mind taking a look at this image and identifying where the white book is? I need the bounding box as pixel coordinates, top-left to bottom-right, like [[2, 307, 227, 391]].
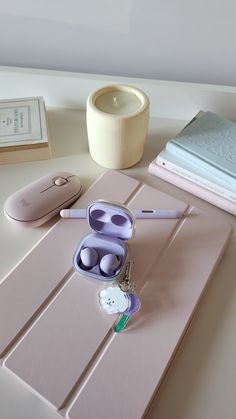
[[0, 96, 51, 164], [148, 159, 236, 216], [166, 141, 236, 188], [156, 149, 236, 203]]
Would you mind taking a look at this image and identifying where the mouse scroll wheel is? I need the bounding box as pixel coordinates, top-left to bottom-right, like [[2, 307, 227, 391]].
[[54, 177, 68, 186]]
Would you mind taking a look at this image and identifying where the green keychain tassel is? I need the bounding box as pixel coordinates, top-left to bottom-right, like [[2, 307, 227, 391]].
[[114, 314, 130, 333]]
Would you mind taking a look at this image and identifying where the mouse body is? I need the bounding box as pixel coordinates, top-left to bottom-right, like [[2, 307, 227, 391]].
[[4, 171, 82, 227]]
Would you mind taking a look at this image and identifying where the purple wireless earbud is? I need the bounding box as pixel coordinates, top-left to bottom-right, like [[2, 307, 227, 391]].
[[79, 247, 121, 276], [100, 253, 121, 276], [80, 247, 99, 269]]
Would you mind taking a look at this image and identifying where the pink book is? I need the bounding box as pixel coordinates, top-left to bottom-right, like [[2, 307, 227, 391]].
[[149, 159, 236, 216]]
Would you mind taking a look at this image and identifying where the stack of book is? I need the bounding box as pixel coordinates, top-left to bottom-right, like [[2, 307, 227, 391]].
[[148, 111, 236, 215], [0, 96, 51, 164]]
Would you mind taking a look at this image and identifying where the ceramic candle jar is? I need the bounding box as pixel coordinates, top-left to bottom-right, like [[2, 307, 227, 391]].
[[86, 85, 149, 169]]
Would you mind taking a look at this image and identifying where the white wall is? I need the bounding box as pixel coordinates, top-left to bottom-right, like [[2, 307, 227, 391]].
[[0, 0, 235, 86]]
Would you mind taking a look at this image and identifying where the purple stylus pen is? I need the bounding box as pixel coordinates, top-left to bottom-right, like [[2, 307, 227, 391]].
[[60, 208, 184, 219]]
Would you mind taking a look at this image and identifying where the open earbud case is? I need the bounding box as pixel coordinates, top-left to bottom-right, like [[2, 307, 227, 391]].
[[73, 200, 136, 282]]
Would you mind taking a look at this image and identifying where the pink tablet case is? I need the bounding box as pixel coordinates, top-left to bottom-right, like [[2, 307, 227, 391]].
[[0, 170, 232, 418]]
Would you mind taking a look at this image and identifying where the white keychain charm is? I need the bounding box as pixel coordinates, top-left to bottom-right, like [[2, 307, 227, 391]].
[[98, 261, 141, 332], [99, 286, 131, 314]]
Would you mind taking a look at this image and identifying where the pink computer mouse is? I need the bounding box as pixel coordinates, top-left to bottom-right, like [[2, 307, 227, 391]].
[[4, 171, 82, 227]]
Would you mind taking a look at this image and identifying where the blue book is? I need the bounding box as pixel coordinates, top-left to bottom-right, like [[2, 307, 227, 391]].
[[166, 111, 236, 183]]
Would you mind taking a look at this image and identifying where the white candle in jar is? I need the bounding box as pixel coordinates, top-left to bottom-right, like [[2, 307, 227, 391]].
[[86, 85, 149, 169], [94, 90, 143, 115]]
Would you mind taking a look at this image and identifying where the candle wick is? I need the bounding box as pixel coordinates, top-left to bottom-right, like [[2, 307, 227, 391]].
[[113, 96, 119, 107]]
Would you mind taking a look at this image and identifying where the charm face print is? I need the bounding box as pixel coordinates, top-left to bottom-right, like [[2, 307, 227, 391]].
[[99, 286, 130, 314]]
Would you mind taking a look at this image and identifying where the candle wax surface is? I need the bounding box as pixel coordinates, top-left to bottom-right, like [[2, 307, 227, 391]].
[[95, 90, 142, 115]]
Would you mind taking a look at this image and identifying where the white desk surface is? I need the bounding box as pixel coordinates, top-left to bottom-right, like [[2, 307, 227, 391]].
[[0, 67, 235, 419]]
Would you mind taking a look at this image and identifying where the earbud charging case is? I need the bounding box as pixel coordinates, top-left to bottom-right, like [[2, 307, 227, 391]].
[[73, 200, 136, 282]]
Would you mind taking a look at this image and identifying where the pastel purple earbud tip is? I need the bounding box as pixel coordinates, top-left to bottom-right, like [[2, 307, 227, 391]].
[[80, 247, 99, 268], [100, 254, 120, 275]]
